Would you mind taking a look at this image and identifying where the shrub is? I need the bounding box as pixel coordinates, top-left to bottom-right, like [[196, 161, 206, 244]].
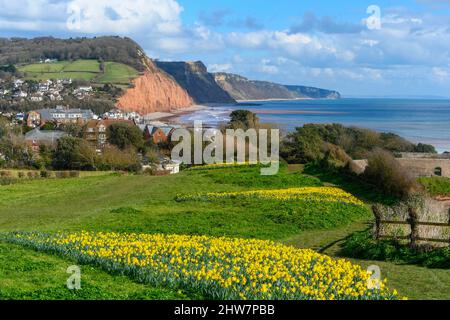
[[320, 144, 352, 171], [69, 171, 80, 178], [362, 149, 420, 198], [0, 171, 12, 177], [40, 170, 51, 178], [142, 167, 154, 176], [341, 230, 450, 269], [55, 171, 71, 179], [0, 177, 17, 185]]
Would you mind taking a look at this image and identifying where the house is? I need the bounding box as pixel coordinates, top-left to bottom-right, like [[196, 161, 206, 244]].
[[36, 106, 95, 125], [103, 109, 142, 122], [163, 159, 181, 174], [83, 119, 135, 147], [15, 113, 25, 122], [13, 90, 28, 99], [30, 95, 44, 102], [73, 86, 93, 100], [156, 159, 181, 174], [26, 111, 41, 127], [143, 125, 176, 144], [13, 79, 24, 88], [38, 80, 52, 92], [25, 129, 67, 152]]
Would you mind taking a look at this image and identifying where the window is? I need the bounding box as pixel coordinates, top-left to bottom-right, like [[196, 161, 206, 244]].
[[434, 167, 442, 176]]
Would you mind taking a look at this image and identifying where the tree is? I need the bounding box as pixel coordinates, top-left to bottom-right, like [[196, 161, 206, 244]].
[[414, 143, 436, 154], [100, 145, 141, 171], [52, 136, 97, 170], [281, 125, 325, 163], [60, 123, 84, 137], [228, 110, 259, 130], [107, 123, 144, 151], [40, 121, 58, 131]]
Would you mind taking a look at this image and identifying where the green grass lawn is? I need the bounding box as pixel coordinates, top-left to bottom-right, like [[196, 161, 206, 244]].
[[62, 60, 101, 73], [418, 176, 450, 196], [97, 62, 140, 84], [18, 60, 139, 84], [19, 61, 68, 73], [0, 165, 448, 300], [0, 242, 190, 300]]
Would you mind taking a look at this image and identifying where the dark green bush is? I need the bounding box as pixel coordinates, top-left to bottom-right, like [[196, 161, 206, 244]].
[[362, 149, 420, 199], [40, 170, 51, 178], [341, 230, 449, 269], [0, 177, 18, 185], [0, 171, 12, 177]]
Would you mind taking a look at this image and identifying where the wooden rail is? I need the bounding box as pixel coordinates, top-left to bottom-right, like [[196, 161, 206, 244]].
[[373, 205, 450, 246]]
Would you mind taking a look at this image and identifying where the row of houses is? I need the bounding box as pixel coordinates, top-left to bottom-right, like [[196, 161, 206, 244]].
[[26, 106, 97, 127], [25, 107, 147, 128], [24, 119, 179, 151], [1, 78, 92, 103]]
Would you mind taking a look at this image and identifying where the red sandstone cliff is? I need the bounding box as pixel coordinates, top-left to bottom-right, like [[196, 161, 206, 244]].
[[116, 59, 194, 115]]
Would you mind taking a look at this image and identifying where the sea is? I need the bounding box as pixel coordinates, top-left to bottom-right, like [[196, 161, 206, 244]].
[[174, 98, 450, 153]]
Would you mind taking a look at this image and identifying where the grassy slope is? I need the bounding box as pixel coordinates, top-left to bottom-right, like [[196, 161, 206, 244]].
[[418, 176, 450, 196], [97, 62, 139, 84], [0, 242, 189, 300], [0, 166, 448, 300], [18, 60, 139, 84]]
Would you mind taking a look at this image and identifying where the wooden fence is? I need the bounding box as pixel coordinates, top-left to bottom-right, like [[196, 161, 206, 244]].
[[372, 198, 450, 248]]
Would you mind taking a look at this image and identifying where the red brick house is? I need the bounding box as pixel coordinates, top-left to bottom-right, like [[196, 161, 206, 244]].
[[143, 125, 176, 144], [83, 119, 135, 148]]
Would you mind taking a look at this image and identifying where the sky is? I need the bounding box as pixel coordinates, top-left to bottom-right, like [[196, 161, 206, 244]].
[[1, 0, 450, 97]]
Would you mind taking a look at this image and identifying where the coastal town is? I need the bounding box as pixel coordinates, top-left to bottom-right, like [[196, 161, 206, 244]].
[[0, 98, 185, 174]]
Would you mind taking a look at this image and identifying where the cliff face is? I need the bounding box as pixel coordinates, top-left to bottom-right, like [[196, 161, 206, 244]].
[[214, 73, 297, 101], [285, 85, 341, 99], [214, 73, 341, 100], [156, 61, 236, 104], [116, 59, 194, 115]]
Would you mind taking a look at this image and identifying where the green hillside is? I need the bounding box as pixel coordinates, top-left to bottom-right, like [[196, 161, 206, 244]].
[[0, 165, 448, 300], [18, 59, 140, 84], [97, 62, 141, 85]]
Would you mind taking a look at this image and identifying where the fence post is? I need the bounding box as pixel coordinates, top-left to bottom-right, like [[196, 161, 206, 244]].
[[408, 207, 419, 248], [372, 205, 381, 240]]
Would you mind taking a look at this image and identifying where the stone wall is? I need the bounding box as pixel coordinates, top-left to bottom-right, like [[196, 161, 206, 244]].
[[351, 158, 450, 178], [397, 158, 450, 178]]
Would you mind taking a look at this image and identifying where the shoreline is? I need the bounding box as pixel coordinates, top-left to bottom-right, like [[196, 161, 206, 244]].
[[236, 98, 312, 102], [143, 105, 209, 122]]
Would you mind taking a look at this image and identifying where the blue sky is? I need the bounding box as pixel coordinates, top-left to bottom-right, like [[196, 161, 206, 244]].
[[1, 0, 450, 97]]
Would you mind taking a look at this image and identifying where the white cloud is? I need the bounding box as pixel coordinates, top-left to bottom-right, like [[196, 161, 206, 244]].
[[66, 0, 183, 34], [260, 59, 279, 74], [208, 63, 232, 73], [0, 0, 184, 35]]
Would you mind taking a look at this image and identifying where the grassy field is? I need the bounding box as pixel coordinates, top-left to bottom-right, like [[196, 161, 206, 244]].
[[0, 165, 448, 300], [97, 62, 140, 84], [18, 60, 139, 85], [418, 176, 450, 196]]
